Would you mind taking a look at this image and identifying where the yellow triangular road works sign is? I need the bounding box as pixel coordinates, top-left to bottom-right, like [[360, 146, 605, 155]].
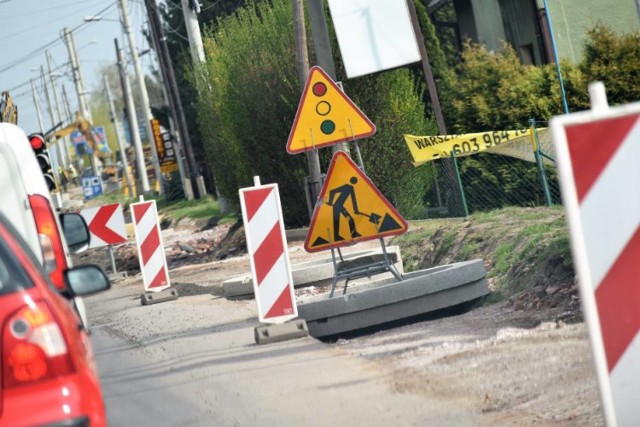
[[304, 152, 408, 253], [287, 66, 376, 154]]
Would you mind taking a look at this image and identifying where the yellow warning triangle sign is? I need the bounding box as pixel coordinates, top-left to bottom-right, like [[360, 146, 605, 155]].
[[304, 152, 408, 253], [287, 66, 376, 154]]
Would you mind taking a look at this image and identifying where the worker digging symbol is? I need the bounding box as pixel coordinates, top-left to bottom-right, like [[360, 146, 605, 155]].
[[304, 152, 408, 253], [327, 176, 360, 241], [326, 176, 383, 242]]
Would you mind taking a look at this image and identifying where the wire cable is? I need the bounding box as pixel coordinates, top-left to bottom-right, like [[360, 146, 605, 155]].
[[0, 1, 119, 75]]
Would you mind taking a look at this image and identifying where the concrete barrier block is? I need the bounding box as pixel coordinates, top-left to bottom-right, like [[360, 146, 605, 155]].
[[141, 288, 180, 305], [108, 271, 128, 282], [254, 319, 309, 344]]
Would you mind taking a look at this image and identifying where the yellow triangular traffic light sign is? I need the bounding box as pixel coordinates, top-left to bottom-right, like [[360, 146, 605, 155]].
[[304, 152, 408, 253], [287, 66, 376, 154]]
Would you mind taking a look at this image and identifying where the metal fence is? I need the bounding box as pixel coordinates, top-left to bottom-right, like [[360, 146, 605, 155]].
[[422, 120, 560, 218]]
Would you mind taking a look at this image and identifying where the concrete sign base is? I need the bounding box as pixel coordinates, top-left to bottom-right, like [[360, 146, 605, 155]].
[[254, 319, 310, 345], [141, 288, 180, 306], [297, 259, 489, 338]]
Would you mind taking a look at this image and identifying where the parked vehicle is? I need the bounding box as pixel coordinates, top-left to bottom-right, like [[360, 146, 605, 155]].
[[0, 123, 92, 327], [0, 210, 109, 426]]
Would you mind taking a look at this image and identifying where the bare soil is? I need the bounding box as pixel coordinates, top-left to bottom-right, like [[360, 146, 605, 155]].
[[76, 207, 604, 426]]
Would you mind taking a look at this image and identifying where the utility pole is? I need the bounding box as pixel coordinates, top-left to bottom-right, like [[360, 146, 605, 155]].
[[39, 65, 63, 189], [180, 0, 205, 63], [405, 0, 447, 134], [46, 50, 70, 168], [118, 0, 163, 195], [293, 0, 322, 215], [62, 28, 92, 121], [62, 27, 99, 176], [61, 85, 73, 122], [180, 0, 215, 200], [104, 74, 134, 198], [146, 0, 201, 198], [306, 0, 348, 154], [116, 38, 150, 195], [30, 78, 45, 133], [147, 21, 193, 200]]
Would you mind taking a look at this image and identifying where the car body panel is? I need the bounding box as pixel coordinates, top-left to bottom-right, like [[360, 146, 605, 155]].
[[0, 213, 106, 426], [0, 123, 88, 327], [0, 124, 42, 263]]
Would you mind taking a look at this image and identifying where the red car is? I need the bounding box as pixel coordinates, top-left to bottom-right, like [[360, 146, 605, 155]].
[[0, 212, 110, 427]]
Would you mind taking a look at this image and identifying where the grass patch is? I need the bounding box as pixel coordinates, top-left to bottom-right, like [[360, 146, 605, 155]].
[[85, 192, 134, 208], [518, 222, 553, 237], [157, 196, 223, 220], [392, 228, 433, 246], [492, 241, 515, 277], [539, 234, 572, 267], [433, 231, 457, 261], [457, 241, 479, 261]]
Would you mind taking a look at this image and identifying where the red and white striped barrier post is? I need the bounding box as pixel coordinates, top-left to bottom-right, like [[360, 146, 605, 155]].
[[130, 197, 178, 304], [239, 177, 307, 343], [552, 82, 640, 426], [80, 203, 128, 280]]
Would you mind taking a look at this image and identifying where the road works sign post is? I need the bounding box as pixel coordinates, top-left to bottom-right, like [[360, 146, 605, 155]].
[[80, 203, 128, 280], [305, 151, 408, 253], [131, 197, 178, 305], [80, 203, 127, 248], [240, 178, 298, 323], [552, 82, 640, 426], [240, 177, 308, 344], [287, 66, 375, 154]]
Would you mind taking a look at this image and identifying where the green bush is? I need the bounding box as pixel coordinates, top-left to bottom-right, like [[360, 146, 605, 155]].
[[448, 42, 588, 133], [581, 24, 640, 106], [346, 68, 437, 219], [195, 0, 437, 225], [195, 0, 308, 225]]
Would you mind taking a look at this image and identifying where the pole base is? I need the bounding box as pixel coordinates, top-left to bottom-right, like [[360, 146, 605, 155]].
[[141, 288, 180, 305], [254, 319, 309, 345], [107, 271, 128, 282]]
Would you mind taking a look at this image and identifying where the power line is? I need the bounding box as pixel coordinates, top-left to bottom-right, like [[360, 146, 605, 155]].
[[0, 1, 119, 75], [0, 0, 116, 45], [5, 61, 71, 94]]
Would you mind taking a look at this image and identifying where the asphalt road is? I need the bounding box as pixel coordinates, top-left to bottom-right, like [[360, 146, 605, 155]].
[[88, 272, 478, 427]]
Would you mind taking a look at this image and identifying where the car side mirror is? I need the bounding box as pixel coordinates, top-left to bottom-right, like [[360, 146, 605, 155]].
[[60, 213, 90, 254], [64, 265, 111, 297]]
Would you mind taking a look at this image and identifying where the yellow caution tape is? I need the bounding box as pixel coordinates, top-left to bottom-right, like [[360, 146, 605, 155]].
[[404, 129, 537, 165]]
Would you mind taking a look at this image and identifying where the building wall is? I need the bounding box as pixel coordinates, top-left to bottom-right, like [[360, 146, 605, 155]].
[[470, 0, 506, 52], [452, 0, 479, 43], [448, 0, 639, 64], [500, 0, 546, 65], [541, 0, 639, 63]]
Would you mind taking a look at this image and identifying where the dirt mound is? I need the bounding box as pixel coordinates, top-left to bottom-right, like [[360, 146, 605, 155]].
[[392, 207, 579, 322]]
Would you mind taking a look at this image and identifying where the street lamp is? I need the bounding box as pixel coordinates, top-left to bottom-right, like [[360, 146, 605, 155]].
[[84, 16, 120, 22]]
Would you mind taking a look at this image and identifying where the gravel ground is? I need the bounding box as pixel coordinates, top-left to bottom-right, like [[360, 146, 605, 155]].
[[81, 223, 604, 426]]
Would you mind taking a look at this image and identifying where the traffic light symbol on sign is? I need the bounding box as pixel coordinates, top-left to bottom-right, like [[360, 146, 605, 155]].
[[29, 134, 55, 191], [286, 66, 376, 154]]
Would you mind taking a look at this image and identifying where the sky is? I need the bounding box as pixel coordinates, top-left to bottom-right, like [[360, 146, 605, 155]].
[[0, 0, 159, 135]]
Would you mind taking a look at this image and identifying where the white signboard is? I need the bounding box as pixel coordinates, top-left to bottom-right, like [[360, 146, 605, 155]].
[[328, 0, 421, 79]]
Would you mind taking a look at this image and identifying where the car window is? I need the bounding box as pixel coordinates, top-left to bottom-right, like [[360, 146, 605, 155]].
[[0, 237, 34, 296]]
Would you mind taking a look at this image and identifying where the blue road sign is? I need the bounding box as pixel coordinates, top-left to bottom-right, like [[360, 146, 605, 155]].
[[82, 176, 103, 200]]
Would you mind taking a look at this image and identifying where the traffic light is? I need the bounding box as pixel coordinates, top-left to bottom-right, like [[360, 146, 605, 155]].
[[28, 133, 55, 191]]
